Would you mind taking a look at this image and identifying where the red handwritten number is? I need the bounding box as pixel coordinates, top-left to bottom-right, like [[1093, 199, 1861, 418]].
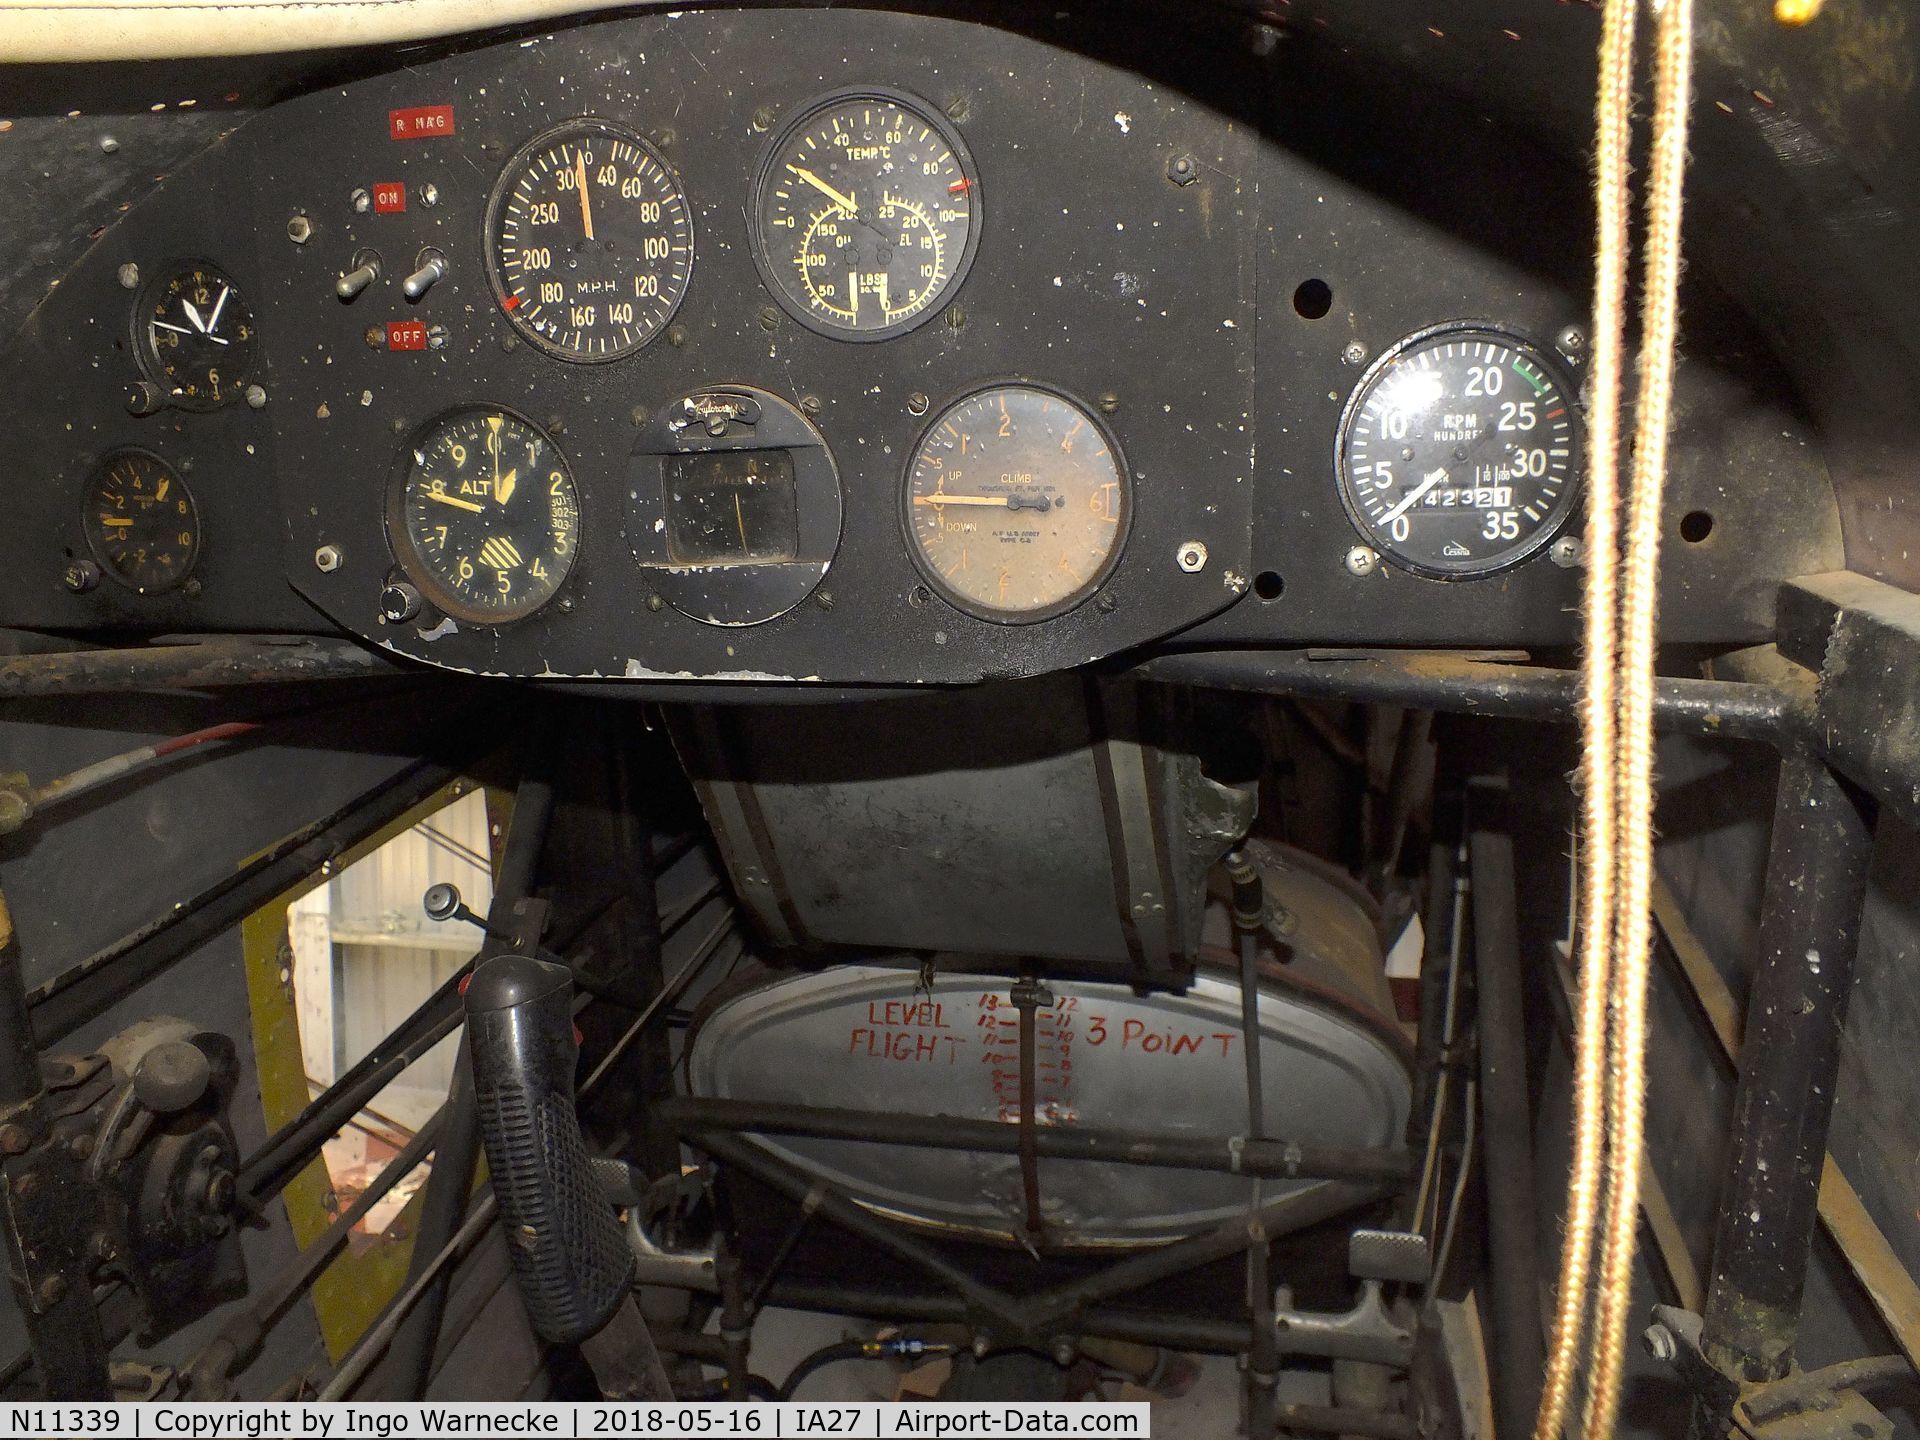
[[1087, 1015, 1107, 1046]]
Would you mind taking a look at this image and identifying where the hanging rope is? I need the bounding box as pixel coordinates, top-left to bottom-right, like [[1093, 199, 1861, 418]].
[[1537, 0, 1698, 1434]]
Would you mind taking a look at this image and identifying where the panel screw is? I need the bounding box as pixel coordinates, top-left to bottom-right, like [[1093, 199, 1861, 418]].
[[349, 187, 371, 214], [364, 325, 385, 349], [646, 593, 665, 612], [947, 97, 972, 123], [426, 325, 449, 351], [419, 183, 440, 208], [181, 577, 202, 599], [757, 305, 781, 331], [313, 544, 342, 573], [62, 561, 100, 595], [1176, 541, 1209, 573], [1550, 535, 1585, 568], [944, 306, 967, 330], [1098, 392, 1120, 414], [286, 213, 313, 245], [632, 405, 650, 427], [546, 414, 565, 434], [389, 417, 407, 434], [1345, 546, 1380, 577], [907, 393, 930, 416], [116, 262, 139, 291], [500, 335, 518, 352], [1094, 591, 1118, 613], [99, 135, 119, 154], [800, 394, 821, 416], [908, 585, 932, 609], [1341, 340, 1369, 366], [815, 589, 833, 611], [1167, 154, 1198, 186], [1556, 324, 1588, 366], [751, 105, 776, 133], [245, 384, 268, 409], [666, 324, 687, 348]]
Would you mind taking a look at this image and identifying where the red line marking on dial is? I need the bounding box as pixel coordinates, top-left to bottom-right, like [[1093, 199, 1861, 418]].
[[947, 177, 974, 195], [501, 295, 522, 312], [1544, 406, 1567, 419]]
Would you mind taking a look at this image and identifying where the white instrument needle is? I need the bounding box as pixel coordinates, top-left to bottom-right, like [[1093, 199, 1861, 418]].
[[1379, 468, 1449, 526]]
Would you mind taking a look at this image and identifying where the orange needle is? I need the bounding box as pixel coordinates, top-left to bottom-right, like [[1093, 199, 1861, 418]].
[[574, 151, 594, 241]]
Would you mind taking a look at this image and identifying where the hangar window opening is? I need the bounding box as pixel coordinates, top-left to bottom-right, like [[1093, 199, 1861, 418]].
[[284, 787, 496, 1238]]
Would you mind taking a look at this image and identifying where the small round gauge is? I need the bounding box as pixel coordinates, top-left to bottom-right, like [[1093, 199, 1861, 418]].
[[135, 262, 254, 410], [751, 88, 980, 340], [388, 409, 580, 623], [486, 119, 694, 361], [904, 383, 1128, 622], [81, 449, 200, 594], [1337, 324, 1583, 578]]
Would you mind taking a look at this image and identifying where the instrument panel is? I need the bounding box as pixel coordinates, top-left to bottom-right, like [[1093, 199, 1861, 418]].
[[0, 7, 1843, 687]]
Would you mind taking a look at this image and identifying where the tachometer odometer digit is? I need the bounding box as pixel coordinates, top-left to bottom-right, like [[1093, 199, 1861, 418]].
[[1337, 324, 1583, 578], [486, 119, 693, 362]]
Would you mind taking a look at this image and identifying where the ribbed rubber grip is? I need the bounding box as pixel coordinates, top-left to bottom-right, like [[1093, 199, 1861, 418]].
[[466, 954, 633, 1345]]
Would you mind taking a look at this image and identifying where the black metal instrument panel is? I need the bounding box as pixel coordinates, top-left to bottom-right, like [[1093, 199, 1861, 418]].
[[0, 6, 1841, 685]]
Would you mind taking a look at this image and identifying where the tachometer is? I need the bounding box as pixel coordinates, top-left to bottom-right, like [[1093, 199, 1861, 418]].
[[388, 408, 579, 623], [1336, 324, 1582, 578], [751, 88, 979, 340], [904, 384, 1128, 622], [486, 119, 693, 361]]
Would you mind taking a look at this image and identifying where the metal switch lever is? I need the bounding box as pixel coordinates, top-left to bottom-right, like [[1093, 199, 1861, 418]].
[[335, 251, 381, 300], [402, 250, 447, 300]]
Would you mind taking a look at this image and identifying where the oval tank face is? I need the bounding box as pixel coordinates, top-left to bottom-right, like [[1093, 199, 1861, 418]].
[[684, 961, 1412, 1248]]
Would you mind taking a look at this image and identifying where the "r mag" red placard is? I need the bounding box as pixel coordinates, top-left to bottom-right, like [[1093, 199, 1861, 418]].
[[389, 105, 455, 141]]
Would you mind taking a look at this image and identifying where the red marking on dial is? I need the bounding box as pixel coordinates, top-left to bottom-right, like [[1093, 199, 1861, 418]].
[[947, 177, 974, 195], [1545, 407, 1567, 419], [500, 295, 521, 312]]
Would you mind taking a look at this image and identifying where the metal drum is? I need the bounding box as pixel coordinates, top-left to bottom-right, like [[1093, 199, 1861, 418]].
[[683, 899, 1411, 1249]]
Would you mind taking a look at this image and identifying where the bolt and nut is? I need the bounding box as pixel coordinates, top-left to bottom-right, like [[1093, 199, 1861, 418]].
[[1167, 153, 1199, 186], [1345, 546, 1380, 577], [314, 544, 342, 573], [287, 213, 313, 245], [1176, 541, 1209, 573], [1642, 1323, 1678, 1364]]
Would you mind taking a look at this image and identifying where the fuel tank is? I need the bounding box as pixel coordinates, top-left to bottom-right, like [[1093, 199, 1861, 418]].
[[683, 843, 1412, 1248]]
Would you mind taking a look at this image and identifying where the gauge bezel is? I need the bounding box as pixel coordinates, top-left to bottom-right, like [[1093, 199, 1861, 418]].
[[131, 259, 254, 412], [901, 379, 1131, 625], [81, 447, 201, 595], [385, 404, 581, 625], [483, 117, 695, 364], [1334, 319, 1585, 580], [748, 85, 982, 343]]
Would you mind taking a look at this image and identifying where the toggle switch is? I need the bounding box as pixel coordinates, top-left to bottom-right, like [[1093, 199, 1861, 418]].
[[335, 249, 382, 301], [402, 248, 448, 301]]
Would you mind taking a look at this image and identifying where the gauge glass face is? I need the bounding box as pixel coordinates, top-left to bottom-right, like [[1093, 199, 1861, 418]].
[[82, 450, 200, 594], [487, 120, 694, 361], [753, 90, 978, 339], [1338, 327, 1582, 577], [905, 385, 1128, 621], [390, 410, 579, 623], [137, 263, 254, 410]]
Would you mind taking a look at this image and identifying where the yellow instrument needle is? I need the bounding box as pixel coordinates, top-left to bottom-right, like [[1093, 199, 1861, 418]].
[[427, 490, 485, 514], [575, 150, 594, 241], [913, 494, 1014, 507], [789, 164, 858, 215]]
